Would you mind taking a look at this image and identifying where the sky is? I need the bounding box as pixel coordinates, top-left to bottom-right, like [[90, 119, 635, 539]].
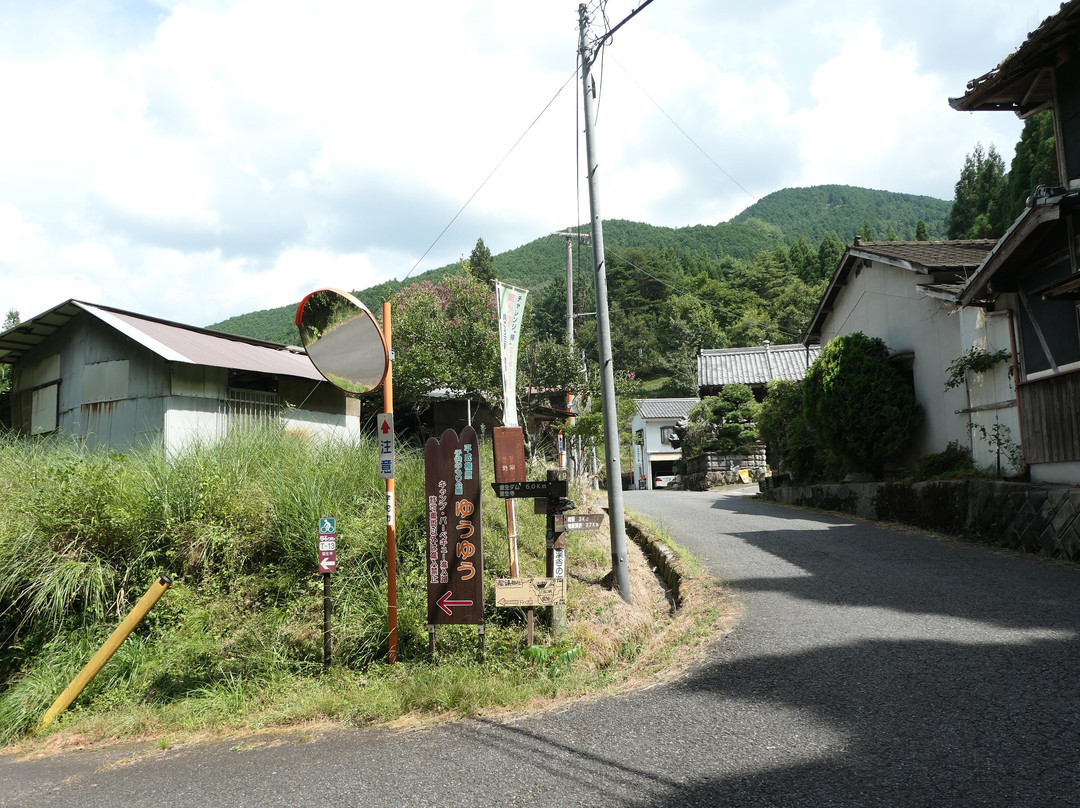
[[0, 0, 1068, 329]]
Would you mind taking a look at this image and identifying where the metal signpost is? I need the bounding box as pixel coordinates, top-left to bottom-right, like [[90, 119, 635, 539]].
[[319, 517, 336, 670]]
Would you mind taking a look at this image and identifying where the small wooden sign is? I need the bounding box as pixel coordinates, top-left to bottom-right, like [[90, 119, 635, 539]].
[[493, 426, 527, 483], [491, 479, 567, 499], [495, 577, 567, 607], [561, 513, 605, 531]]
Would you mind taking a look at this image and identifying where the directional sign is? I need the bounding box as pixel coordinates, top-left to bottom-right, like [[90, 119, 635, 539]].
[[318, 517, 337, 574], [495, 577, 567, 607], [560, 513, 605, 531], [491, 479, 567, 500], [377, 413, 395, 479]]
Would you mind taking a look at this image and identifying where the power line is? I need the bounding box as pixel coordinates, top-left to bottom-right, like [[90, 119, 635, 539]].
[[402, 67, 579, 282], [610, 54, 757, 202]]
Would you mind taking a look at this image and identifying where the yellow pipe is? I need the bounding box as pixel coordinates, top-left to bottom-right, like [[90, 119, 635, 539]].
[[39, 573, 173, 729]]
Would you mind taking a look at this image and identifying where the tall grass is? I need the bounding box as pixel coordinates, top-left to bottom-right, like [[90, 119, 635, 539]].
[[0, 425, 590, 744]]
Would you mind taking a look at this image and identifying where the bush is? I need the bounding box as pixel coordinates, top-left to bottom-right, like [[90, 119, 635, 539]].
[[909, 441, 976, 481], [803, 332, 922, 477], [682, 384, 759, 457], [757, 380, 843, 482]]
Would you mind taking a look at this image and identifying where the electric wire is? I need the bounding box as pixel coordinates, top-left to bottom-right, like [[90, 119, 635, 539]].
[[610, 54, 757, 202], [402, 67, 579, 282]]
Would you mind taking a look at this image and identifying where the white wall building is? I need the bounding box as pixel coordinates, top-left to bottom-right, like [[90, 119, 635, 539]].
[[804, 239, 1002, 469], [630, 398, 698, 490]]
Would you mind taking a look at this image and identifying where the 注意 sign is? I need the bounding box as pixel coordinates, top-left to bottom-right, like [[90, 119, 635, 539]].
[[495, 577, 567, 607], [318, 517, 337, 573], [425, 426, 484, 625]]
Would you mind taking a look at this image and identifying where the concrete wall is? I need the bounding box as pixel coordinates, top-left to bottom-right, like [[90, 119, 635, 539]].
[[821, 262, 970, 463], [759, 477, 1080, 561]]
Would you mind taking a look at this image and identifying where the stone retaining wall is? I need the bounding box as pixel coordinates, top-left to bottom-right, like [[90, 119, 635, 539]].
[[683, 448, 768, 490], [757, 476, 1080, 561]]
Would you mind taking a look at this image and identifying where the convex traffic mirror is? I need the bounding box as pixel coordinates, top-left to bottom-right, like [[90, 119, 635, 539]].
[[296, 288, 388, 394]]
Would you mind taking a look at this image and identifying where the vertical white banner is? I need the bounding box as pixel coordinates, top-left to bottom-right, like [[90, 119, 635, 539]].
[[495, 281, 528, 427]]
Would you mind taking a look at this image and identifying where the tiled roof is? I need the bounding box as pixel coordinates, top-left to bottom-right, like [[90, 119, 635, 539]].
[[698, 343, 819, 388], [851, 240, 997, 272], [634, 398, 699, 420], [0, 299, 324, 382], [950, 0, 1080, 115], [804, 239, 998, 341]]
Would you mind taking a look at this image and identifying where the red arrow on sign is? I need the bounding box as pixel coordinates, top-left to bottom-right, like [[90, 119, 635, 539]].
[[380, 419, 391, 434], [436, 590, 474, 616]]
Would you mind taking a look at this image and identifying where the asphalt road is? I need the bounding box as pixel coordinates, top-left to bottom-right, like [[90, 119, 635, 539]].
[[3, 487, 1079, 807]]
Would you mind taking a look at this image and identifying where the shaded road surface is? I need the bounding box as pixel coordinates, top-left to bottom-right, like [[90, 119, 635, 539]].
[[4, 487, 1080, 807]]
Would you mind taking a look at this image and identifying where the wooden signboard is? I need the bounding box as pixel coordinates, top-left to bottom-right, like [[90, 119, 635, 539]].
[[425, 427, 484, 625], [495, 577, 567, 607], [493, 426, 526, 483]]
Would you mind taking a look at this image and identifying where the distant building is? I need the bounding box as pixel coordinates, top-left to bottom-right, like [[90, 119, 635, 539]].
[[0, 300, 360, 453], [630, 398, 698, 490], [697, 342, 819, 401]]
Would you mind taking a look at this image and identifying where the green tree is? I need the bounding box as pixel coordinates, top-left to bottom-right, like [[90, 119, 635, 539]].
[[914, 220, 929, 241], [948, 142, 1008, 239], [817, 231, 845, 280], [0, 309, 19, 428], [1002, 110, 1058, 225], [467, 237, 497, 286], [390, 273, 499, 416], [802, 332, 922, 477], [787, 236, 818, 282], [858, 221, 876, 241], [757, 379, 842, 482], [886, 226, 899, 241], [681, 384, 759, 458]]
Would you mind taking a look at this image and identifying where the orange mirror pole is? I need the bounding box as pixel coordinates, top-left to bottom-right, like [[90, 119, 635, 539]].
[[383, 301, 398, 664]]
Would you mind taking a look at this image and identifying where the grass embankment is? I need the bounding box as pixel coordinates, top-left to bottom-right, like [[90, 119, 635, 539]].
[[0, 428, 730, 750]]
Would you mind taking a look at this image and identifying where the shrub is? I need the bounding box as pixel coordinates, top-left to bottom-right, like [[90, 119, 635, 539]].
[[758, 379, 843, 482], [909, 441, 975, 481], [803, 332, 922, 477], [682, 384, 759, 457]]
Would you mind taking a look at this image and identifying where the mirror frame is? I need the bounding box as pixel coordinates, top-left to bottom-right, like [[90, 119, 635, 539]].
[[295, 287, 389, 395]]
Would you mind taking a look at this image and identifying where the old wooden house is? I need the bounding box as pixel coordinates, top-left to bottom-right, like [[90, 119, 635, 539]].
[[0, 300, 360, 453], [951, 0, 1080, 483]]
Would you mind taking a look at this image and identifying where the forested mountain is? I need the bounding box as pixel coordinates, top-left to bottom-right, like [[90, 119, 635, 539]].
[[208, 183, 950, 347], [732, 185, 951, 243]]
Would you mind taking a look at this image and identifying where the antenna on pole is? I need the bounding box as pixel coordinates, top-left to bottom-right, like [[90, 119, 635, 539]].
[[578, 3, 632, 603]]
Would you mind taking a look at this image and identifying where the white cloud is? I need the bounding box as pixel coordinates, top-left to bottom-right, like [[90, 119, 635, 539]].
[[0, 0, 1067, 329]]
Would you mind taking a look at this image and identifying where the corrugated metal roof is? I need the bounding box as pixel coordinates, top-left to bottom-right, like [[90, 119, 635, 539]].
[[0, 300, 324, 381], [634, 398, 699, 420], [698, 343, 819, 388]]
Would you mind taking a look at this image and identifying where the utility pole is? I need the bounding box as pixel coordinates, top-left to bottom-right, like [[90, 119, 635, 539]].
[[578, 3, 632, 603], [553, 228, 590, 478]]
